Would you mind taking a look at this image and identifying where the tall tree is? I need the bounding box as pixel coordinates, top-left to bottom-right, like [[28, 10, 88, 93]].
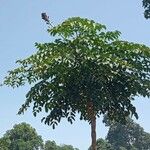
[[1, 123, 43, 150], [3, 16, 150, 150]]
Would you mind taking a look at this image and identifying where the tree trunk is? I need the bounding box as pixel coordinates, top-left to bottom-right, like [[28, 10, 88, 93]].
[[91, 112, 96, 150], [87, 101, 97, 150]]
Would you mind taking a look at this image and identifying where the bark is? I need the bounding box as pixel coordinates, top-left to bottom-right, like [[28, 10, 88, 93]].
[[91, 112, 96, 150], [87, 101, 97, 150]]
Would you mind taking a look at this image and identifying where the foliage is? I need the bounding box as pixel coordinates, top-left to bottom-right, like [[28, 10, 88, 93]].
[[44, 140, 58, 150], [143, 0, 150, 19], [88, 138, 113, 150], [0, 124, 79, 150], [87, 116, 150, 150], [44, 140, 79, 150], [0, 122, 43, 150], [0, 137, 10, 150], [58, 144, 79, 150], [104, 117, 150, 150], [3, 17, 150, 129]]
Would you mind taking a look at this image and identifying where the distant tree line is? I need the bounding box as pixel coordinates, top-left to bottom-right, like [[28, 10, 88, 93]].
[[1, 119, 150, 150], [0, 123, 78, 150]]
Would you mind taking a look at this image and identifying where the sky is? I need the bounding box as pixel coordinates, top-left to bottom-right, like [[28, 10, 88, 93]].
[[0, 0, 150, 150]]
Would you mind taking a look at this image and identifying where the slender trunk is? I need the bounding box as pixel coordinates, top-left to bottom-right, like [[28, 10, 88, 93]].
[[91, 113, 96, 150], [87, 101, 97, 150]]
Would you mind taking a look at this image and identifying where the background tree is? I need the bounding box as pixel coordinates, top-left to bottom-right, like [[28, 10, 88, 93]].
[[44, 140, 58, 150], [104, 117, 150, 150], [88, 138, 113, 150], [140, 132, 150, 149], [0, 123, 43, 150], [3, 16, 150, 150], [88, 117, 150, 150], [0, 137, 10, 150], [142, 0, 150, 19], [44, 140, 79, 150], [0, 124, 79, 150], [58, 144, 79, 150]]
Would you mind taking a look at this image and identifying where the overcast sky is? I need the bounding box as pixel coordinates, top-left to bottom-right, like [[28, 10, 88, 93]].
[[0, 0, 150, 150]]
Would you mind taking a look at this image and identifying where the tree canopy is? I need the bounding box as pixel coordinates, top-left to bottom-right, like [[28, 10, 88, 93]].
[[103, 117, 150, 150], [88, 138, 113, 150], [3, 17, 150, 150], [44, 140, 58, 150], [4, 16, 150, 125], [143, 0, 150, 19], [0, 123, 43, 150], [0, 123, 79, 150], [0, 137, 10, 150], [44, 140, 79, 150], [58, 144, 79, 150], [88, 117, 150, 150]]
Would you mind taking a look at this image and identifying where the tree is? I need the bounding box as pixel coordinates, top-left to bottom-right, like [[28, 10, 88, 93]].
[[3, 16, 150, 150], [58, 144, 79, 150], [1, 123, 43, 150], [104, 117, 150, 150], [140, 132, 150, 149], [142, 0, 150, 19], [44, 140, 79, 150], [44, 140, 58, 150], [0, 137, 10, 150], [89, 138, 113, 150]]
